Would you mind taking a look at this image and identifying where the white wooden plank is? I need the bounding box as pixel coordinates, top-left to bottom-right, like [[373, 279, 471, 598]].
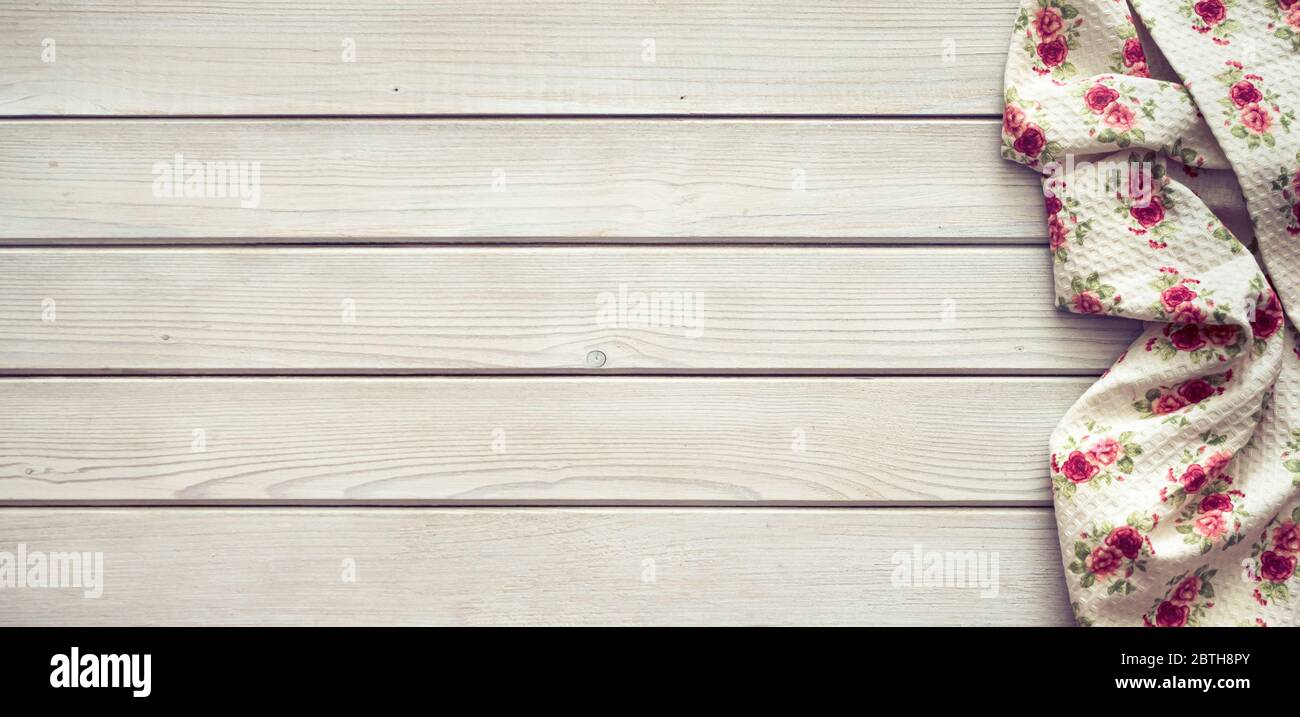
[[0, 0, 1015, 116], [0, 119, 1045, 241], [0, 377, 1085, 503], [3, 120, 1249, 242], [0, 507, 1070, 625], [0, 247, 1136, 372]]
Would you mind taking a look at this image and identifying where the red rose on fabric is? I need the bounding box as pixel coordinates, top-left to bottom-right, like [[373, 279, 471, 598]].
[[1045, 216, 1066, 250], [1194, 0, 1227, 25], [1251, 291, 1282, 339], [1241, 104, 1273, 135], [1044, 195, 1062, 216], [1004, 104, 1026, 136], [1273, 522, 1300, 554], [1252, 313, 1281, 339], [1062, 450, 1099, 484], [1230, 81, 1263, 108], [1199, 493, 1233, 513], [1260, 551, 1297, 582], [1206, 450, 1232, 477], [1087, 437, 1122, 466], [1103, 102, 1136, 132], [1171, 304, 1205, 325], [1171, 576, 1201, 605], [1288, 7, 1300, 30], [1086, 545, 1124, 576], [1155, 600, 1189, 627], [1282, 0, 1299, 10], [1177, 379, 1214, 404], [1084, 84, 1120, 113], [1193, 511, 1228, 540], [1160, 285, 1196, 311], [1204, 324, 1239, 346], [1181, 464, 1209, 493], [1037, 36, 1068, 68], [1169, 324, 1205, 351], [1034, 7, 1065, 38], [1122, 38, 1146, 67], [1014, 124, 1047, 157], [1106, 526, 1144, 560], [1130, 197, 1165, 227], [1048, 215, 1068, 251], [1073, 292, 1104, 314], [1154, 393, 1188, 414]]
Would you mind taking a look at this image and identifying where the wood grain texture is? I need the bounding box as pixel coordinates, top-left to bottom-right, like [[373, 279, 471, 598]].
[[0, 0, 1015, 116], [0, 1, 1110, 627], [0, 247, 1137, 372], [2, 120, 1252, 243], [0, 377, 1086, 503], [0, 507, 1071, 625], [0, 119, 1047, 241]]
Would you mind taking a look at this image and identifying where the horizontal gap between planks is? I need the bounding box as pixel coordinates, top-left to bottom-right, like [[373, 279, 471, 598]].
[[0, 114, 1004, 122], [0, 501, 1050, 508], [0, 374, 1094, 380], [0, 369, 1106, 378], [0, 238, 1044, 248]]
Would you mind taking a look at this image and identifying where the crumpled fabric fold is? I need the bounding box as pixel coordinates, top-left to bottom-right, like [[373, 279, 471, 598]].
[[1002, 0, 1300, 626]]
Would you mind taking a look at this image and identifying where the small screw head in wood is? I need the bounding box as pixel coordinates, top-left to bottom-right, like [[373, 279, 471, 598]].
[[585, 350, 607, 368]]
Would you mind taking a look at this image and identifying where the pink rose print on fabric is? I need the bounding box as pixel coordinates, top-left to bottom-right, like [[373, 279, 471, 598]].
[[1231, 81, 1262, 107], [1143, 565, 1217, 627], [1107, 525, 1145, 559], [1184, 0, 1239, 43], [1051, 419, 1144, 499], [1068, 513, 1156, 593], [1131, 196, 1165, 228], [1035, 7, 1065, 38], [1144, 270, 1232, 326], [1160, 446, 1248, 553], [1154, 600, 1190, 627], [1015, 124, 1047, 157], [1004, 104, 1027, 136], [1195, 0, 1226, 25], [1042, 190, 1094, 264], [1275, 521, 1300, 553], [1118, 37, 1149, 77], [1260, 551, 1297, 581], [1215, 62, 1295, 150], [1146, 309, 1250, 363], [1059, 273, 1121, 317], [1084, 84, 1121, 113], [1178, 379, 1215, 404], [1240, 104, 1272, 134], [1271, 1, 1300, 51], [1001, 87, 1063, 168], [1251, 290, 1283, 340], [1246, 508, 1300, 606], [1076, 78, 1156, 147], [1014, 0, 1084, 79], [1104, 102, 1137, 132], [1132, 370, 1231, 420], [1038, 36, 1069, 67]]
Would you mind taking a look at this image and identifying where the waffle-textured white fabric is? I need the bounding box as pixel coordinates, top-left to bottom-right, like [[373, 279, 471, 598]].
[[1002, 0, 1300, 626]]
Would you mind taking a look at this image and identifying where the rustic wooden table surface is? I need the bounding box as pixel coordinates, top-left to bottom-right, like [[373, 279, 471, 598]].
[[0, 0, 1131, 625]]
